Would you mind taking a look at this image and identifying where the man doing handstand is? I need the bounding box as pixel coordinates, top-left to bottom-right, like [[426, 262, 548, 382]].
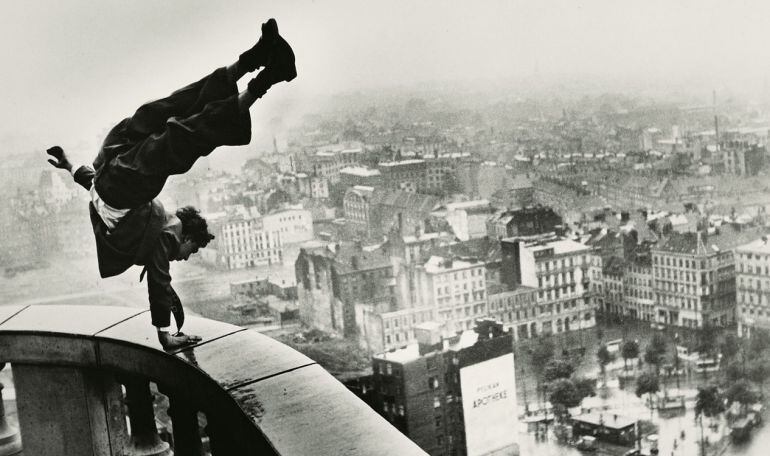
[[46, 19, 296, 349]]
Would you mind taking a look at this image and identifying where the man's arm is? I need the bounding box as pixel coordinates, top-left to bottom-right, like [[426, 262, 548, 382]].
[[145, 233, 177, 330], [46, 146, 94, 190], [145, 234, 202, 349]]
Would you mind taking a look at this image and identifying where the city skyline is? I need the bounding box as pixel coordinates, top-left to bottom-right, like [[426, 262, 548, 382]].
[[4, 1, 770, 164]]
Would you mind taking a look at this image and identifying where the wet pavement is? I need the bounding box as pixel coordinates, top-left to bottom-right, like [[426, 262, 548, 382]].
[[517, 371, 767, 456]]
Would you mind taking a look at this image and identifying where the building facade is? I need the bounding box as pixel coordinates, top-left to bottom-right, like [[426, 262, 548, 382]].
[[735, 237, 770, 336], [486, 286, 540, 341], [500, 237, 599, 336], [370, 321, 517, 456], [211, 214, 283, 269], [651, 230, 751, 328], [416, 256, 488, 333], [262, 207, 314, 244], [624, 255, 655, 321]]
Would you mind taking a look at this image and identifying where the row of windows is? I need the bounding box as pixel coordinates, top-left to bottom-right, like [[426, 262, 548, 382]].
[[538, 271, 576, 288], [537, 285, 578, 300], [435, 280, 484, 295], [654, 255, 701, 269], [738, 277, 769, 289], [435, 291, 486, 307], [655, 268, 702, 283], [383, 310, 433, 330], [537, 256, 588, 272], [657, 294, 701, 311], [739, 264, 770, 275], [436, 268, 484, 282]]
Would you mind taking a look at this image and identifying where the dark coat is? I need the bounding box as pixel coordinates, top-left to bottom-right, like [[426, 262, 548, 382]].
[[75, 166, 175, 278]]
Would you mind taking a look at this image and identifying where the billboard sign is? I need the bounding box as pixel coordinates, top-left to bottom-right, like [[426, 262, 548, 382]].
[[460, 353, 517, 455]]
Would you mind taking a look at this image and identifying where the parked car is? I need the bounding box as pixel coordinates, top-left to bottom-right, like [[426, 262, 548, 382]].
[[575, 436, 597, 452]]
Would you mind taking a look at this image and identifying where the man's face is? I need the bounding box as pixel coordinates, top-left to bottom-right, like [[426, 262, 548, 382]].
[[176, 239, 200, 261]]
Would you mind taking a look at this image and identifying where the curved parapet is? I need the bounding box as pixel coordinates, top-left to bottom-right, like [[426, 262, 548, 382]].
[[0, 305, 427, 456]]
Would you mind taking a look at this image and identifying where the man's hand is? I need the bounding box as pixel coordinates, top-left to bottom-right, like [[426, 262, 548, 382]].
[[46, 146, 73, 172], [158, 331, 203, 351]]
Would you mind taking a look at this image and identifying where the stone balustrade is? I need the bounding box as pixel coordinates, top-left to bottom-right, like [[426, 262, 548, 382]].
[[0, 305, 427, 456]]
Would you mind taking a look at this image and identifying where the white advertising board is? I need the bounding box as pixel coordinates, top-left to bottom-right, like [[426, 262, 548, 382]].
[[460, 352, 517, 456]]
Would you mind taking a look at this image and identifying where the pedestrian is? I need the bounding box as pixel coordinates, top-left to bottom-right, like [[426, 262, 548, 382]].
[[46, 18, 296, 350]]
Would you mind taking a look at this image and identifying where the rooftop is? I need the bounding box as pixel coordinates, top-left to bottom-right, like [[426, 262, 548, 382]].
[[522, 238, 591, 256], [656, 226, 770, 255], [445, 199, 491, 211], [340, 166, 380, 177], [423, 255, 484, 274], [572, 412, 636, 430], [374, 329, 480, 364], [378, 159, 425, 167], [735, 236, 770, 255]]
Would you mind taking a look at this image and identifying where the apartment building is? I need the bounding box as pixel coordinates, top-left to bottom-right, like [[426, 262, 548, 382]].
[[602, 256, 625, 317], [500, 237, 598, 336], [262, 207, 313, 244], [625, 255, 655, 321], [378, 159, 427, 193], [370, 320, 517, 456], [416, 256, 488, 333], [651, 227, 764, 328], [486, 286, 540, 340], [212, 213, 282, 270], [735, 236, 770, 336]]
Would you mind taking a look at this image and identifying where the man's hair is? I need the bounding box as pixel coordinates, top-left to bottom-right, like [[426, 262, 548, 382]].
[[176, 206, 215, 247]]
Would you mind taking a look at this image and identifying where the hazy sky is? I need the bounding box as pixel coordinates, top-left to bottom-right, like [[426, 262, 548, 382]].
[[3, 0, 770, 164]]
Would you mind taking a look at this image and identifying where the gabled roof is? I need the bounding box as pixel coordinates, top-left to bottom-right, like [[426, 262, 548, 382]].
[[370, 189, 438, 213]]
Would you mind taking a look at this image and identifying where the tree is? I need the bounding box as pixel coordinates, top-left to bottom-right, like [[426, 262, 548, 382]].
[[529, 336, 555, 406], [548, 378, 593, 419], [573, 377, 597, 400], [597, 344, 613, 384], [544, 359, 575, 383], [748, 329, 770, 361], [695, 386, 725, 456], [621, 340, 640, 372], [725, 380, 758, 410], [725, 361, 746, 383], [720, 333, 741, 363], [696, 323, 719, 359], [440, 173, 462, 197], [644, 334, 667, 374], [635, 372, 660, 418], [747, 357, 770, 394]]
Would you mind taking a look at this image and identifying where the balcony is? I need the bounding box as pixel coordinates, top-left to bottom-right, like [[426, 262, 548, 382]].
[[0, 305, 426, 456]]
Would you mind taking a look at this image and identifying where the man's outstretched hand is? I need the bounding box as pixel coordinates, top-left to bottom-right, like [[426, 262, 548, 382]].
[[46, 146, 73, 172], [158, 331, 203, 351]]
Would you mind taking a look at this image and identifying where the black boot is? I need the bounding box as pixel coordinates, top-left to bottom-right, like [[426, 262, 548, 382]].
[[238, 18, 280, 72], [247, 34, 297, 98]]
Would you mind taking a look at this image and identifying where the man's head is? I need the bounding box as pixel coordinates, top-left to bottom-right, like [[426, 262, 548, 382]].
[[175, 206, 215, 261]]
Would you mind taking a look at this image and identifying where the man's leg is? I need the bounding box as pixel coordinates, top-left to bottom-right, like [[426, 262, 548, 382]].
[[94, 22, 295, 210], [112, 18, 282, 143]]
